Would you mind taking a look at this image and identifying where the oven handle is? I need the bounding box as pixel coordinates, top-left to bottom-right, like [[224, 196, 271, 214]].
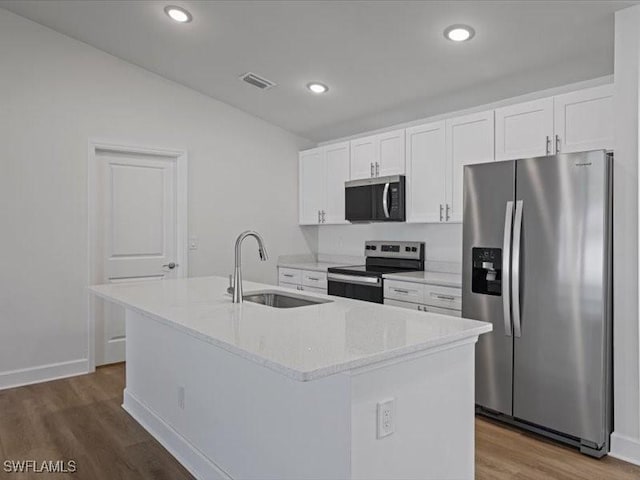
[[327, 273, 382, 288]]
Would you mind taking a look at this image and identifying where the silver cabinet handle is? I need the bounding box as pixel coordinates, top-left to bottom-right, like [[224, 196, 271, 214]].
[[307, 276, 320, 281], [555, 134, 561, 153], [382, 182, 390, 218], [317, 210, 321, 223], [393, 288, 409, 294], [283, 273, 294, 278], [434, 294, 456, 301], [375, 162, 380, 177], [162, 262, 178, 269], [445, 204, 451, 221], [502, 201, 514, 337], [439, 204, 443, 222], [321, 210, 326, 223], [546, 136, 551, 155], [370, 163, 374, 177], [512, 200, 524, 338]]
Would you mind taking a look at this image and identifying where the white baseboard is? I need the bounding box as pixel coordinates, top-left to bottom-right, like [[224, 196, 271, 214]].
[[122, 389, 232, 480], [610, 432, 640, 466], [0, 359, 89, 390]]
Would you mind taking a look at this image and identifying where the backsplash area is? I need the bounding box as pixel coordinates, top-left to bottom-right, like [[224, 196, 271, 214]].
[[316, 223, 463, 265]]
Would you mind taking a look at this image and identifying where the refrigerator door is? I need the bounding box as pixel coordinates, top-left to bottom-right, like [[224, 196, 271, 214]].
[[512, 151, 611, 446], [463, 160, 515, 415]]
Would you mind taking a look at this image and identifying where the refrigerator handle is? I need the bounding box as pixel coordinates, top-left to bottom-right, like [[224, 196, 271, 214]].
[[502, 201, 514, 337], [512, 200, 524, 337]]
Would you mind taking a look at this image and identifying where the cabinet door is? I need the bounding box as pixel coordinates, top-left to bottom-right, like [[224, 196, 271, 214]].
[[323, 142, 350, 224], [377, 129, 406, 176], [405, 121, 446, 223], [446, 110, 495, 223], [495, 98, 554, 161], [298, 148, 324, 225], [350, 135, 377, 179], [554, 84, 613, 154]]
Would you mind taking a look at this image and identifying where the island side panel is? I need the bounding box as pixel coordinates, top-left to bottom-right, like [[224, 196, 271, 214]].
[[350, 340, 477, 480], [123, 310, 352, 480]]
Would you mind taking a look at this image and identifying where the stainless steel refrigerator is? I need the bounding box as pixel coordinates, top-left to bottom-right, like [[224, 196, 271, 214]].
[[462, 150, 612, 457]]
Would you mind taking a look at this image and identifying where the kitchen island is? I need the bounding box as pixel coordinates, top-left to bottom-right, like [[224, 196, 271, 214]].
[[90, 276, 491, 480]]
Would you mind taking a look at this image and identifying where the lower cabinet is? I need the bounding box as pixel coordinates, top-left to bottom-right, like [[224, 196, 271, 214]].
[[278, 267, 327, 294], [383, 279, 462, 317]]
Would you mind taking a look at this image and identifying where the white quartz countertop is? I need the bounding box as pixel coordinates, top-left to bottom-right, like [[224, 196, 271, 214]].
[[383, 271, 463, 288], [277, 261, 346, 272], [89, 276, 489, 381]]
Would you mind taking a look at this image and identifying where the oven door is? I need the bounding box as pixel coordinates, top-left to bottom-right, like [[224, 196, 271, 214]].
[[327, 273, 383, 303]]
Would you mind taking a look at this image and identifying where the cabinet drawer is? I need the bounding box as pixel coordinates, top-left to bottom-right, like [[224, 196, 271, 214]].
[[302, 270, 327, 289], [384, 299, 421, 311], [278, 281, 300, 290], [384, 280, 424, 303], [279, 268, 302, 284], [424, 305, 462, 317], [423, 284, 462, 310], [299, 285, 326, 295]]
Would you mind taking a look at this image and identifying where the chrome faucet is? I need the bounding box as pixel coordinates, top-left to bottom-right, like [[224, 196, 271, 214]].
[[228, 230, 268, 303]]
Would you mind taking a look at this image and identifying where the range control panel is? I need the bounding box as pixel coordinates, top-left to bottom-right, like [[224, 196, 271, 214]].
[[365, 241, 424, 260]]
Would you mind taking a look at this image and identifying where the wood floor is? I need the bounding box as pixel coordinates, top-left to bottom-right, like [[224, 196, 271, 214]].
[[1, 364, 639, 480]]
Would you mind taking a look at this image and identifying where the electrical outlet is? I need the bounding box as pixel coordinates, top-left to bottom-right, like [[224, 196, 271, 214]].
[[189, 237, 198, 250], [178, 386, 185, 410], [377, 398, 395, 438]]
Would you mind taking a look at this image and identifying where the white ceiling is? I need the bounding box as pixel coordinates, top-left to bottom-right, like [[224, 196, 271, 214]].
[[1, 0, 636, 142]]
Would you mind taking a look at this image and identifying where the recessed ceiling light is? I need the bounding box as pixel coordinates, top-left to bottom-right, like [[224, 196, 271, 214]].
[[307, 83, 329, 94], [164, 5, 192, 23], [444, 24, 475, 42]]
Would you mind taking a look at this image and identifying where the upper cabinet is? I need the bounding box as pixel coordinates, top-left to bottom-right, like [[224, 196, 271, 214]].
[[446, 110, 495, 223], [495, 98, 554, 161], [554, 84, 614, 154], [495, 84, 613, 160], [406, 121, 447, 223], [350, 129, 405, 179], [299, 142, 350, 225]]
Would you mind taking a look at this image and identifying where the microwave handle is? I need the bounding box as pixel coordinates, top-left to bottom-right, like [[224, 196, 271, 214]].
[[382, 182, 390, 218]]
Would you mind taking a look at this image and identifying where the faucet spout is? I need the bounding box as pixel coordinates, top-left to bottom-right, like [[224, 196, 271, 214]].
[[231, 231, 268, 303]]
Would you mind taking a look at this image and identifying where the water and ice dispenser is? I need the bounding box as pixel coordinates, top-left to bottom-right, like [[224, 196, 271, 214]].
[[471, 248, 502, 296]]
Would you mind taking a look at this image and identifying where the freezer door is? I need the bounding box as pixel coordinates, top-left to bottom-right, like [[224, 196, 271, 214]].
[[512, 151, 611, 446], [463, 160, 515, 415]]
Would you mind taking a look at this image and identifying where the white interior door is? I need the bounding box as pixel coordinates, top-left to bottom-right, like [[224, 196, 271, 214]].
[[94, 148, 182, 365]]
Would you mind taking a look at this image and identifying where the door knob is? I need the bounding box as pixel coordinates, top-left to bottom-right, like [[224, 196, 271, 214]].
[[162, 262, 178, 269]]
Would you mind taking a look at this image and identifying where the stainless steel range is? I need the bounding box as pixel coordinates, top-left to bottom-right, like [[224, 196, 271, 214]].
[[327, 241, 425, 303]]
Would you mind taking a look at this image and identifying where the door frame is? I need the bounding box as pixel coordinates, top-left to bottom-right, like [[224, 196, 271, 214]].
[[87, 140, 188, 371]]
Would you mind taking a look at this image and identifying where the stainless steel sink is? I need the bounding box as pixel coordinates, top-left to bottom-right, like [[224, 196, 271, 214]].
[[242, 290, 332, 308]]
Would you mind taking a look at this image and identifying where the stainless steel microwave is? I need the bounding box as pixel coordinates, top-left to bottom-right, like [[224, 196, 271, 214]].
[[345, 175, 406, 222]]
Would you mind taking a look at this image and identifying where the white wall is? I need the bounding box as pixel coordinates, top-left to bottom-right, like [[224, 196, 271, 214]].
[[316, 224, 462, 264], [0, 9, 315, 384], [610, 4, 640, 464]]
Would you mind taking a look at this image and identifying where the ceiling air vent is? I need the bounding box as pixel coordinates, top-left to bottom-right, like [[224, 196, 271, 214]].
[[239, 72, 277, 90]]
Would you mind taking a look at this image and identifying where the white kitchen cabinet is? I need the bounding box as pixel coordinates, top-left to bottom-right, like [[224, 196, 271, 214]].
[[554, 84, 614, 154], [278, 267, 328, 294], [299, 142, 349, 225], [405, 121, 447, 223], [349, 129, 405, 180], [323, 142, 351, 224], [384, 298, 462, 317], [446, 110, 495, 223], [495, 98, 554, 161]]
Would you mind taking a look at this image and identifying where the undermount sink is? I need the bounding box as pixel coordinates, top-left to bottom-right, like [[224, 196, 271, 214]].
[[242, 290, 333, 309]]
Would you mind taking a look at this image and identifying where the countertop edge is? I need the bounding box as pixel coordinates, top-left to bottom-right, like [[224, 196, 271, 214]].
[[89, 286, 490, 382]]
